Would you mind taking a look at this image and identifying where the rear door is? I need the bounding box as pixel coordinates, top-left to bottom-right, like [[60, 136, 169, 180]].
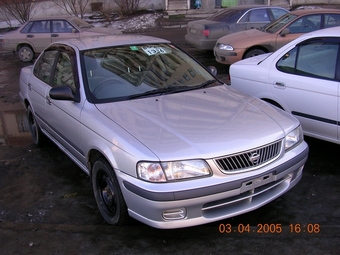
[[25, 20, 52, 52]]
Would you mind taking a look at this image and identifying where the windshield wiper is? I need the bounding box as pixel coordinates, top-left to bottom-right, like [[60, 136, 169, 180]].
[[197, 79, 221, 88], [128, 87, 179, 99], [128, 81, 221, 100]]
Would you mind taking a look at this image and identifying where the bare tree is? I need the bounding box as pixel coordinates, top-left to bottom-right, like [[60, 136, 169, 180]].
[[0, 0, 36, 24], [114, 0, 140, 15], [50, 0, 91, 19]]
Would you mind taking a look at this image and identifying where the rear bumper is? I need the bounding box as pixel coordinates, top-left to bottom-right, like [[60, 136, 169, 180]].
[[185, 34, 217, 50]]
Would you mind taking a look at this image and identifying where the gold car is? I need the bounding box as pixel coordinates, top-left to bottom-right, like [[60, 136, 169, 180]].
[[1, 16, 121, 62], [214, 8, 340, 65]]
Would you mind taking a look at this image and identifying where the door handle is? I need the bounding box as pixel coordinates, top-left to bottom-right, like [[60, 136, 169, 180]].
[[28, 83, 32, 91], [274, 82, 285, 88], [51, 34, 59, 37], [27, 34, 34, 38]]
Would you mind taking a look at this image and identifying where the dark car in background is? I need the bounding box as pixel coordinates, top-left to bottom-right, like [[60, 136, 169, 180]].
[[185, 5, 288, 50]]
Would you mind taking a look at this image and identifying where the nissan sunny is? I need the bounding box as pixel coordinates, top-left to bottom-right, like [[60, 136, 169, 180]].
[[19, 34, 308, 229]]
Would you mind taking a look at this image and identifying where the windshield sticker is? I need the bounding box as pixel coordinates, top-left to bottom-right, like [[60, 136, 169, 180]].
[[142, 46, 170, 56]]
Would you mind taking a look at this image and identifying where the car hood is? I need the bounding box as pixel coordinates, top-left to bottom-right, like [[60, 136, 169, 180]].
[[95, 86, 295, 160], [82, 27, 122, 35], [218, 28, 267, 45]]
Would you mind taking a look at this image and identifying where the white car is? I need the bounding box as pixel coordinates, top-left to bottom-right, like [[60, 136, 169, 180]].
[[229, 26, 340, 144], [19, 34, 308, 229]]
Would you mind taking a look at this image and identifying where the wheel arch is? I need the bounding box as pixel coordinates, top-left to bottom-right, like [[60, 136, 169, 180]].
[[262, 98, 284, 110], [243, 45, 270, 59], [87, 149, 115, 179], [16, 42, 35, 53]]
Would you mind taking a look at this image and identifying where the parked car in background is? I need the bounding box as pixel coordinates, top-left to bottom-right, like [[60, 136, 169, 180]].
[[185, 5, 288, 50], [19, 34, 308, 229], [1, 16, 121, 62], [229, 26, 340, 144], [215, 8, 340, 65]]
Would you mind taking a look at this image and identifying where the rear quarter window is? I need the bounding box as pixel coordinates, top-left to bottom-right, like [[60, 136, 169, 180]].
[[207, 9, 241, 23]]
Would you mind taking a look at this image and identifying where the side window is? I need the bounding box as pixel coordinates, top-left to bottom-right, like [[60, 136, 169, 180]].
[[53, 52, 76, 92], [20, 22, 34, 33], [271, 9, 287, 20], [277, 42, 339, 80], [288, 15, 321, 33], [53, 20, 74, 33], [277, 47, 297, 74], [63, 21, 75, 33], [33, 50, 58, 83], [31, 21, 50, 33], [248, 9, 270, 22], [324, 14, 340, 28]]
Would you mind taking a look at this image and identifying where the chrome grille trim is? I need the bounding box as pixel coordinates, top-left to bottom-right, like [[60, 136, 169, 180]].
[[215, 140, 282, 173]]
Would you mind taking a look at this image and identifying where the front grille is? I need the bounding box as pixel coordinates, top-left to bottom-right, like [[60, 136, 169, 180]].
[[215, 140, 282, 173]]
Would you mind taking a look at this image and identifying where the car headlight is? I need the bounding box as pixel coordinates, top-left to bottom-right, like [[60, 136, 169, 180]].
[[285, 125, 303, 151], [137, 160, 211, 182], [218, 44, 234, 51]]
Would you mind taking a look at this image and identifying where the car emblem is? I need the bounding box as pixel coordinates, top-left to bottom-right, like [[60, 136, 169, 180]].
[[249, 153, 260, 164]]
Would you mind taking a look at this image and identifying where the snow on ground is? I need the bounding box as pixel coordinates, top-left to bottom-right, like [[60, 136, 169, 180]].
[[0, 12, 164, 33], [88, 12, 163, 32]]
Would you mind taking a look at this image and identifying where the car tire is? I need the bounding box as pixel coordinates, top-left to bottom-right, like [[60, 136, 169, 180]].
[[27, 105, 46, 146], [244, 49, 266, 59], [18, 46, 34, 62], [92, 157, 128, 226]]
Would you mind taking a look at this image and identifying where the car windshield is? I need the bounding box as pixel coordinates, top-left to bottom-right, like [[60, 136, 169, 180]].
[[70, 17, 93, 28], [264, 13, 297, 33], [83, 43, 221, 103], [207, 9, 239, 22]]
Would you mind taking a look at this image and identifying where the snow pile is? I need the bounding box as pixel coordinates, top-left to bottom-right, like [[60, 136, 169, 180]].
[[87, 12, 163, 32]]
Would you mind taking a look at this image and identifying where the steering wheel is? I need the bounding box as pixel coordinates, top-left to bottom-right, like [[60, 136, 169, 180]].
[[92, 78, 121, 97]]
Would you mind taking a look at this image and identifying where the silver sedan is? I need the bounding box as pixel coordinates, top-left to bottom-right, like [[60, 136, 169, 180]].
[[19, 34, 308, 229]]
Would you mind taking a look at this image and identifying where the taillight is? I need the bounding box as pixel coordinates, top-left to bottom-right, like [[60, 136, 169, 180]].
[[202, 29, 210, 37]]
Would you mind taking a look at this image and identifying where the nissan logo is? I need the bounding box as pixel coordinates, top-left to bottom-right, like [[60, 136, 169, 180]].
[[249, 153, 260, 164]]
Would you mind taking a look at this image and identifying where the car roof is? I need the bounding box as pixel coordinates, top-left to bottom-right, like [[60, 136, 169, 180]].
[[52, 34, 171, 51], [290, 8, 340, 15], [27, 16, 77, 21], [225, 5, 284, 10]]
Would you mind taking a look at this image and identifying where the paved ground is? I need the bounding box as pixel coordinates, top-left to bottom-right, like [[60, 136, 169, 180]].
[[0, 9, 340, 255]]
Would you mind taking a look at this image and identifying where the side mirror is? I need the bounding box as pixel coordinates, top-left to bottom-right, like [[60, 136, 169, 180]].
[[207, 66, 217, 76], [49, 86, 80, 102], [72, 28, 77, 33], [280, 28, 290, 37]]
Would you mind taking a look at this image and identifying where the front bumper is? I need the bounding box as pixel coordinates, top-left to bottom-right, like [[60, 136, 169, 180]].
[[214, 47, 244, 65], [118, 141, 309, 229]]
